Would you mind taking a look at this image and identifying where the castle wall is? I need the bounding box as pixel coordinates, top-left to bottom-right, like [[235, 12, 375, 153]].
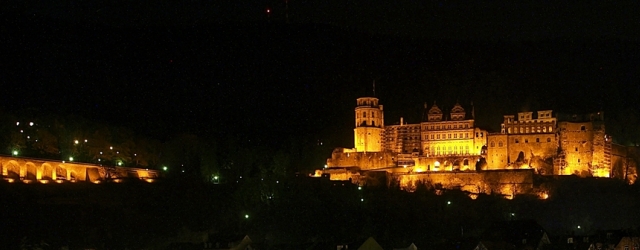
[[396, 169, 535, 197], [558, 122, 598, 176], [326, 150, 396, 170], [487, 134, 509, 170]]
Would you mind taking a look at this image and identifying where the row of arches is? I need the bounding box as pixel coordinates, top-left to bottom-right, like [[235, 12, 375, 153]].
[[2, 160, 79, 181]]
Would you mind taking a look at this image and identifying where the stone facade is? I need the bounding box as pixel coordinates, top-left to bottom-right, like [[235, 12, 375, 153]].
[[320, 97, 631, 197], [487, 111, 558, 174]]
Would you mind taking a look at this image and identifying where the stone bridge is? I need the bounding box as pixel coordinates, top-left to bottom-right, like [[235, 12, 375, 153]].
[[0, 155, 160, 183]]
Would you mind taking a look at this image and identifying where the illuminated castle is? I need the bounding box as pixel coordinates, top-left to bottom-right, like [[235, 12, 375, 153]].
[[318, 97, 633, 197]]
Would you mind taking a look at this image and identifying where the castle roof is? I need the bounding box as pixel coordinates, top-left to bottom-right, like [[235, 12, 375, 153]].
[[451, 102, 465, 114], [428, 103, 442, 114]]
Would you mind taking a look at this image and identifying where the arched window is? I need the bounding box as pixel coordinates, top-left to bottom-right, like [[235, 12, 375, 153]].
[[498, 141, 503, 147], [490, 141, 495, 147]]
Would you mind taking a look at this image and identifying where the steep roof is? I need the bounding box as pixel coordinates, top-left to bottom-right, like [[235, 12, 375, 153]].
[[358, 237, 385, 250]]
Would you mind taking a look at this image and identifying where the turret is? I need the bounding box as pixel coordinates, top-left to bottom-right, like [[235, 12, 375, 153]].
[[354, 97, 384, 152]]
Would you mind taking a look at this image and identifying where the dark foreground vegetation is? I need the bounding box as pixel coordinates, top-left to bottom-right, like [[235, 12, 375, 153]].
[[1, 174, 639, 249]]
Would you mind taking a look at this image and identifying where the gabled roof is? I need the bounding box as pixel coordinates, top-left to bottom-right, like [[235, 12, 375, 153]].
[[393, 242, 418, 250], [359, 237, 384, 250]]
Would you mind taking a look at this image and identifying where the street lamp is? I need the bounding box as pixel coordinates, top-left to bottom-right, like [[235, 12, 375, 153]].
[[12, 150, 18, 156]]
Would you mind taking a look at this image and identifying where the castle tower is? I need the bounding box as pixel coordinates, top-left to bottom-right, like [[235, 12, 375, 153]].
[[354, 97, 384, 152]]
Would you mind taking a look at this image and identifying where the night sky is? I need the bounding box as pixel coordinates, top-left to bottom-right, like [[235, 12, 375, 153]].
[[2, 1, 640, 147]]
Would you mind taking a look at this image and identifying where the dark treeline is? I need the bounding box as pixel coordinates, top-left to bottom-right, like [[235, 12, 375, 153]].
[[0, 111, 332, 181]]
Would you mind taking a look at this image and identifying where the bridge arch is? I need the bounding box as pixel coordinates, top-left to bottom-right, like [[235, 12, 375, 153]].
[[40, 163, 55, 180], [55, 165, 67, 180], [4, 160, 20, 179], [25, 162, 37, 180]]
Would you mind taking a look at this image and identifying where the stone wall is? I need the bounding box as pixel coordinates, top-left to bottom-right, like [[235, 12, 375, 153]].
[[326, 149, 396, 170], [395, 169, 535, 197]]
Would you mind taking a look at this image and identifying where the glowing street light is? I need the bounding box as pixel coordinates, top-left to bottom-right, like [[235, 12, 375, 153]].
[[69, 157, 74, 162], [245, 214, 249, 219], [163, 166, 168, 171], [447, 201, 452, 205], [117, 161, 122, 166], [12, 150, 18, 156], [74, 140, 79, 144]]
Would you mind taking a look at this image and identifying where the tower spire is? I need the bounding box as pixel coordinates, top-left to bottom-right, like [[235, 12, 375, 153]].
[[471, 101, 475, 119], [373, 80, 376, 97]]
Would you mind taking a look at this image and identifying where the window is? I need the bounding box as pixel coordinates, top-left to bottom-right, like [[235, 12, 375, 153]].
[[363, 112, 366, 118], [499, 141, 503, 147], [525, 139, 529, 143], [454, 134, 458, 138], [515, 139, 519, 143], [431, 135, 434, 139], [581, 125, 586, 131], [437, 134, 440, 139], [536, 138, 540, 142], [575, 147, 578, 152], [372, 112, 375, 118], [491, 142, 495, 147], [547, 138, 551, 142], [448, 134, 451, 139]]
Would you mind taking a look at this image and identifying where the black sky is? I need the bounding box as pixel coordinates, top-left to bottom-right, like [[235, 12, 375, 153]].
[[2, 1, 640, 146]]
